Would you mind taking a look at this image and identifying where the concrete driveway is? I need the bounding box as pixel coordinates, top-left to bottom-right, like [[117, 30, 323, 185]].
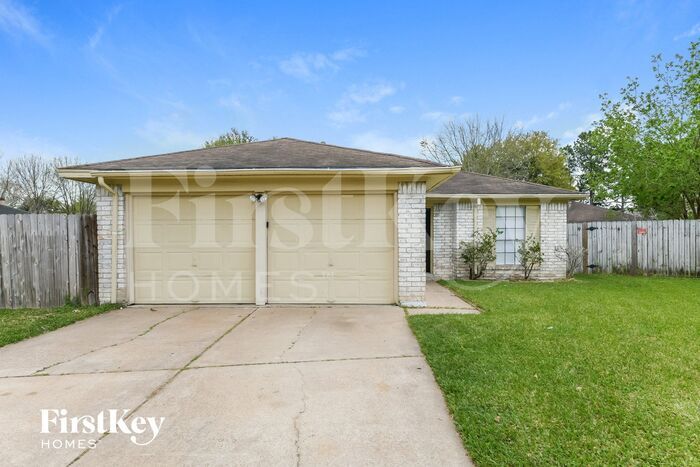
[[0, 305, 471, 466]]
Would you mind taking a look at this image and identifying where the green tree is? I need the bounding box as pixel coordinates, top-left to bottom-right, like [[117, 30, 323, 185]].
[[562, 130, 608, 204], [204, 128, 256, 148], [421, 118, 572, 188], [499, 131, 573, 189], [592, 41, 700, 218]]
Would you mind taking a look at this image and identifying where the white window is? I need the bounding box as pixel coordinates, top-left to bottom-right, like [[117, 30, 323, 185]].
[[496, 206, 525, 265]]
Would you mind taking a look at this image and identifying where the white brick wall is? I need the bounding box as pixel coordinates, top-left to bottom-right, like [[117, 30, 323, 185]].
[[431, 201, 473, 279], [431, 203, 454, 278], [453, 201, 473, 279], [429, 199, 567, 280], [96, 185, 127, 303], [536, 201, 567, 279], [397, 182, 426, 306]]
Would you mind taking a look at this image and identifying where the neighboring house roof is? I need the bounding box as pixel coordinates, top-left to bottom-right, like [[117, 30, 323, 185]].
[[567, 202, 642, 222], [427, 171, 582, 196], [62, 138, 442, 171], [0, 204, 26, 214]]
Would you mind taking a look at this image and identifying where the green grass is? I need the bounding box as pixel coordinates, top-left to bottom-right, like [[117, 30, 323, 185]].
[[0, 303, 121, 348], [408, 275, 700, 466]]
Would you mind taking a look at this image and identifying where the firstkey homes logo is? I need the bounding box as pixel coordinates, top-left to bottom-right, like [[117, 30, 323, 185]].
[[40, 409, 165, 449]]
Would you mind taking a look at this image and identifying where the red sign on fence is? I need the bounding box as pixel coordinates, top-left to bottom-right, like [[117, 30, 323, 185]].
[[637, 227, 648, 235]]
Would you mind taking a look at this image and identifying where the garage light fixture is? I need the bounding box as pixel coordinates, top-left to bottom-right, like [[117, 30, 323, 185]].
[[249, 193, 268, 203]]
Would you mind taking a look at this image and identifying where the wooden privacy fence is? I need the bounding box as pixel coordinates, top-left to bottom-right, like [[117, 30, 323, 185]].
[[0, 214, 98, 308], [568, 220, 700, 276]]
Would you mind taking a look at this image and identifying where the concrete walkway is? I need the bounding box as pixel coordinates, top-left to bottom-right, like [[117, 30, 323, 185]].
[[406, 282, 480, 315], [0, 305, 471, 466]]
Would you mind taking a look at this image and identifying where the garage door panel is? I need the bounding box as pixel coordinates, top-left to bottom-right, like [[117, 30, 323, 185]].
[[134, 251, 163, 271], [268, 277, 330, 303], [331, 252, 361, 271], [270, 193, 394, 220], [332, 278, 393, 303], [133, 195, 255, 303], [166, 252, 192, 270], [268, 193, 395, 304], [214, 221, 255, 246]]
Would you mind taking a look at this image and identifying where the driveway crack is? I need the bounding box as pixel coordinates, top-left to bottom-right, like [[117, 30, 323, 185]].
[[66, 306, 259, 466], [32, 306, 199, 376], [293, 366, 307, 467], [282, 309, 318, 358]]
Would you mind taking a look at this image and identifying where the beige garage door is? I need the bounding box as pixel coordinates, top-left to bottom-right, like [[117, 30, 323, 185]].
[[132, 195, 255, 303], [268, 193, 395, 304]]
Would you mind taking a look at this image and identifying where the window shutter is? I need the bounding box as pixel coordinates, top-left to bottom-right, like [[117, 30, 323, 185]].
[[483, 205, 496, 233], [526, 205, 540, 241]]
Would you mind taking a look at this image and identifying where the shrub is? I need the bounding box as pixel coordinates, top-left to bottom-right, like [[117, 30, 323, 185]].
[[460, 229, 498, 280], [555, 245, 586, 278], [517, 235, 543, 280]]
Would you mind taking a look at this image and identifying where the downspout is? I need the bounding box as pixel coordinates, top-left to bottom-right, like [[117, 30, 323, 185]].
[[98, 177, 118, 303]]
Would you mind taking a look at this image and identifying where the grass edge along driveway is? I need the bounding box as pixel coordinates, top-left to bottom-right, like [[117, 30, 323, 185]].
[[0, 303, 121, 348], [408, 274, 700, 466]]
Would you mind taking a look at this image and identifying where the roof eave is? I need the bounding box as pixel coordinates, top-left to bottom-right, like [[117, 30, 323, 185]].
[[58, 166, 460, 189], [426, 192, 587, 200]]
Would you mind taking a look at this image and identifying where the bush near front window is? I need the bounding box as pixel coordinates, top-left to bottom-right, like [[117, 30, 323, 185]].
[[460, 229, 498, 280]]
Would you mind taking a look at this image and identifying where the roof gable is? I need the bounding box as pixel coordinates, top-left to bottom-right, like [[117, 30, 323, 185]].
[[567, 202, 642, 222], [0, 205, 26, 214], [428, 171, 581, 196], [63, 138, 442, 171]]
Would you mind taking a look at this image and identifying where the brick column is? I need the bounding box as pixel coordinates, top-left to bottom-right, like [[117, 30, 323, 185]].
[[431, 203, 454, 279], [96, 185, 127, 303], [538, 201, 567, 279], [397, 181, 426, 306], [452, 200, 473, 278]]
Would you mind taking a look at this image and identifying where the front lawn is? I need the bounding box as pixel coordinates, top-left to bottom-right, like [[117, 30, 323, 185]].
[[409, 275, 700, 466], [0, 303, 121, 348]]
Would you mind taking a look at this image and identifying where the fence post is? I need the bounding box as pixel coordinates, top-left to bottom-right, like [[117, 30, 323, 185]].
[[630, 221, 638, 275], [582, 222, 589, 273]]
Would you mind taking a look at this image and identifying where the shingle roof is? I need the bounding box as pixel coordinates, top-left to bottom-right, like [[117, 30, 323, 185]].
[[0, 204, 26, 214], [428, 171, 581, 196], [567, 202, 642, 222], [64, 138, 442, 171]]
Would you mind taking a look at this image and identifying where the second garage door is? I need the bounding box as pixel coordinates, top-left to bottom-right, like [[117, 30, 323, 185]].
[[267, 193, 395, 304], [132, 195, 255, 303]]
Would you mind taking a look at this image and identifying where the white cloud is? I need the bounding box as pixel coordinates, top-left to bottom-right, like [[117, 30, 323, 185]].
[[87, 4, 123, 50], [0, 129, 72, 159], [217, 94, 244, 110], [327, 80, 399, 127], [421, 111, 449, 121], [561, 113, 601, 144], [450, 95, 464, 106], [514, 101, 572, 129], [389, 105, 405, 114], [279, 47, 365, 81], [351, 132, 426, 157], [136, 114, 204, 149], [675, 23, 700, 40], [420, 110, 471, 123], [0, 0, 48, 45], [327, 108, 366, 125], [279, 53, 336, 80], [330, 47, 365, 61], [345, 82, 396, 104]]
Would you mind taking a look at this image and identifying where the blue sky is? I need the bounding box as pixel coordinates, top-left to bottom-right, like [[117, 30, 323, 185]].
[[1, 0, 699, 163]]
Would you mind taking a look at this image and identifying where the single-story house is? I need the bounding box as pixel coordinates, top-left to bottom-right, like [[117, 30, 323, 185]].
[[567, 201, 642, 223], [59, 138, 585, 307], [0, 199, 26, 214]]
